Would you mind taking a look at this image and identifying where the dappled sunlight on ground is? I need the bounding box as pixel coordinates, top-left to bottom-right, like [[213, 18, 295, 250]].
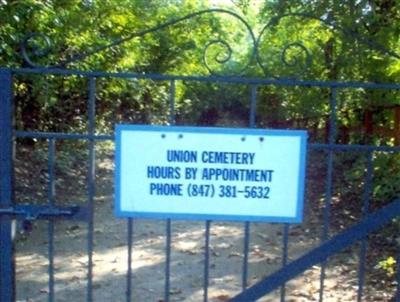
[[13, 153, 398, 301]]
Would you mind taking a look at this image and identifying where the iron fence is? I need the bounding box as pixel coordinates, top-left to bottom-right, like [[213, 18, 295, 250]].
[[1, 67, 399, 301]]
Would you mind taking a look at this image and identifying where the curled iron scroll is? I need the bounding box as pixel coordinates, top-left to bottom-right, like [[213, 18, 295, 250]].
[[255, 14, 321, 78], [20, 8, 257, 76], [20, 9, 400, 77], [21, 33, 52, 68], [203, 39, 232, 75], [281, 42, 312, 73], [255, 12, 400, 78]]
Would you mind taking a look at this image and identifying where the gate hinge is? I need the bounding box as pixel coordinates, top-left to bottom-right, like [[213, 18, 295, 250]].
[[0, 204, 89, 221]]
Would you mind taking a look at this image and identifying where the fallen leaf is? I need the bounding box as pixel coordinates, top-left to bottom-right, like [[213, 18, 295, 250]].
[[228, 252, 242, 258], [169, 288, 182, 295], [214, 294, 230, 301]]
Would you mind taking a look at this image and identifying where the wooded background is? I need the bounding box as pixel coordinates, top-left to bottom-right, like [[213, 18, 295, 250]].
[[0, 0, 399, 142], [1, 0, 399, 286]]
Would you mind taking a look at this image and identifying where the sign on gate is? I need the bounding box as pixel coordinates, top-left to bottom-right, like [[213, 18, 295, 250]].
[[115, 125, 307, 223]]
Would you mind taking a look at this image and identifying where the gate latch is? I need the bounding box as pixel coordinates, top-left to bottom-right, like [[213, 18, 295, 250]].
[[0, 204, 89, 221]]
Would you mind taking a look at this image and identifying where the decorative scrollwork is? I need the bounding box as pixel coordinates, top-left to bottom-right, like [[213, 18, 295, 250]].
[[281, 42, 312, 73], [19, 9, 399, 78], [21, 33, 52, 68], [20, 9, 257, 76], [255, 14, 319, 78], [203, 39, 233, 75]]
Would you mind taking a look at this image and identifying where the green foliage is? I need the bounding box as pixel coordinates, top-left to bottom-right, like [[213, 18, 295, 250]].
[[340, 152, 400, 207], [372, 153, 400, 203], [4, 2, 399, 298], [1, 0, 399, 140], [375, 256, 397, 277]]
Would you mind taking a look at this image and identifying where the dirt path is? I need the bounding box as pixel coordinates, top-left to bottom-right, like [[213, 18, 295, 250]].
[[13, 151, 392, 302], [14, 196, 363, 302]]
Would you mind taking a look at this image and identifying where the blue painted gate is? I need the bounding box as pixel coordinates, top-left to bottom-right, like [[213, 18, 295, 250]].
[[1, 9, 400, 302]]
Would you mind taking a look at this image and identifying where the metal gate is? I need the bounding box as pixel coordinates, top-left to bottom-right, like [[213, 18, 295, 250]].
[[1, 9, 400, 302]]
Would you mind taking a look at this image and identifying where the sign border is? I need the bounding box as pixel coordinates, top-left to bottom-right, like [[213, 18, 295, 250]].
[[114, 125, 307, 223]]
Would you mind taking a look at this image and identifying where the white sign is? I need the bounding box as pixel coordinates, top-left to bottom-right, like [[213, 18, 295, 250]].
[[115, 125, 307, 223]]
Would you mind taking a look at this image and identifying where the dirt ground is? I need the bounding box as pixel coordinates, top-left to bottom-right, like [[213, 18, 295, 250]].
[[13, 201, 375, 301], [13, 150, 397, 302], [14, 203, 356, 302]]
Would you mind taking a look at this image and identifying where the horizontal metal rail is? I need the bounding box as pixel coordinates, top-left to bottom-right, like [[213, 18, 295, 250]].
[[9, 67, 400, 90], [309, 143, 400, 152], [15, 131, 113, 141], [230, 199, 400, 302], [15, 130, 400, 152]]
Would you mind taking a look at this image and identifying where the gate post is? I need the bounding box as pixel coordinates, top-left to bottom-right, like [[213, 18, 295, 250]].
[[0, 68, 14, 302]]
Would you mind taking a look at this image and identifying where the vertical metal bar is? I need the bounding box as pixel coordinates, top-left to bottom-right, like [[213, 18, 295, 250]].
[[0, 68, 14, 302], [203, 220, 211, 302], [87, 77, 96, 302], [280, 224, 289, 302], [249, 85, 257, 128], [48, 139, 56, 302], [319, 87, 337, 302], [319, 148, 333, 301], [396, 249, 400, 302], [242, 223, 250, 291], [357, 151, 373, 302], [169, 80, 175, 126], [164, 220, 171, 302], [164, 79, 175, 302], [127, 218, 133, 302], [242, 85, 257, 291]]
